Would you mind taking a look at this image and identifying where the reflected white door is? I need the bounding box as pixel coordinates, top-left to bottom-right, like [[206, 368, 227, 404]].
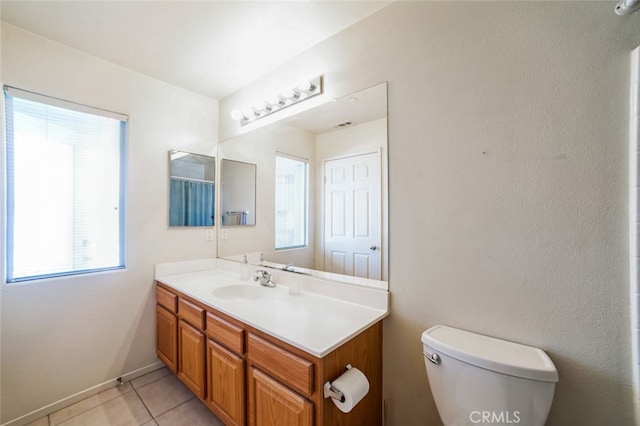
[[324, 151, 381, 279]]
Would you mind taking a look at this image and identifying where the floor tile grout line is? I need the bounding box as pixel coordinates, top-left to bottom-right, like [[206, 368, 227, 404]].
[[49, 384, 135, 426], [129, 374, 196, 422], [32, 368, 177, 426], [48, 374, 169, 426], [150, 396, 197, 422], [129, 369, 185, 422], [129, 368, 171, 392], [130, 370, 198, 421], [131, 384, 155, 425]]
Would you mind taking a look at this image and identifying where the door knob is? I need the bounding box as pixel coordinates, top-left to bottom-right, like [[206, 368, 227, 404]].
[[370, 245, 378, 251]]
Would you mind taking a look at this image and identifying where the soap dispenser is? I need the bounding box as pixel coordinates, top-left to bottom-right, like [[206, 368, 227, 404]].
[[241, 255, 250, 280]]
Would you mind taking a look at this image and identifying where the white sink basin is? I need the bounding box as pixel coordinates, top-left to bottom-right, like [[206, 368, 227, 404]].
[[212, 285, 270, 300]]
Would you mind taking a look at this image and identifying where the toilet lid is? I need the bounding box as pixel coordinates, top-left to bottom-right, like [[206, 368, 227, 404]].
[[422, 325, 559, 383]]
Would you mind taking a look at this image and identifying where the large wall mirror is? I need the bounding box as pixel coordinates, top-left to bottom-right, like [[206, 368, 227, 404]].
[[217, 82, 388, 290], [169, 150, 215, 227]]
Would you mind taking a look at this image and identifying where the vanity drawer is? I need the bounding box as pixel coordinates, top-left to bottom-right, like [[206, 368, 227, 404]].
[[178, 298, 205, 330], [206, 312, 245, 355], [248, 334, 314, 397], [156, 285, 177, 313]]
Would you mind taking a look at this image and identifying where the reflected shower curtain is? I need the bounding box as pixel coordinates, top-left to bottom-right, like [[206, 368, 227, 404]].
[[170, 178, 214, 226]]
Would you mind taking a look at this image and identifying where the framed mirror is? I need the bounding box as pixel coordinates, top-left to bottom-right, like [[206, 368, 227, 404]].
[[168, 150, 215, 227], [220, 159, 257, 226], [217, 82, 388, 289]]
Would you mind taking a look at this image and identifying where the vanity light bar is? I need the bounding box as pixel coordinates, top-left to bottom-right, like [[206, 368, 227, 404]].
[[231, 75, 324, 126], [615, 0, 640, 14]]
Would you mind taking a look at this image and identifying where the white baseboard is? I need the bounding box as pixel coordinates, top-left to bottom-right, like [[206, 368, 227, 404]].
[[1, 361, 165, 426]]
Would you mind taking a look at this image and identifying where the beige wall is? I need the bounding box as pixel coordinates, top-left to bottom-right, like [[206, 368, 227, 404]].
[[220, 2, 640, 425], [0, 24, 218, 424]]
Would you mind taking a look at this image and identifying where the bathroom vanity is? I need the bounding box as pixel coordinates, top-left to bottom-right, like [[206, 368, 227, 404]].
[[154, 260, 388, 426]]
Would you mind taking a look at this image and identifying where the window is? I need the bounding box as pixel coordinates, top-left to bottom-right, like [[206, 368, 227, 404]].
[[4, 87, 127, 282], [275, 153, 308, 250]]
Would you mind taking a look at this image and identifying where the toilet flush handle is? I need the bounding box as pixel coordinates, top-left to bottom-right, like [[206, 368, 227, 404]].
[[425, 351, 441, 365]]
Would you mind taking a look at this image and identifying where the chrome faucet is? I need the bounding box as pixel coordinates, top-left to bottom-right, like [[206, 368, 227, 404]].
[[253, 270, 276, 288], [282, 264, 295, 272], [280, 263, 311, 275]]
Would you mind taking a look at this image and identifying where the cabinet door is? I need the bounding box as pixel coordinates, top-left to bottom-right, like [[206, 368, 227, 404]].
[[249, 368, 313, 426], [156, 305, 177, 373], [178, 319, 206, 399], [207, 340, 245, 425]]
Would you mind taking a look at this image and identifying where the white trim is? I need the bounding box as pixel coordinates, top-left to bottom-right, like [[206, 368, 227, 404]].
[[275, 152, 310, 251], [320, 148, 380, 164], [0, 361, 164, 426], [3, 86, 128, 122], [0, 77, 5, 425], [629, 45, 640, 426], [275, 151, 309, 164]]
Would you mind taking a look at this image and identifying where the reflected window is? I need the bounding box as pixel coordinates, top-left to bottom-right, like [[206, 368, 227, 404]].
[[275, 153, 308, 250]]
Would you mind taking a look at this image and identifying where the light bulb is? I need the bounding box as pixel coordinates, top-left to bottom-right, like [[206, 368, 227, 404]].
[[242, 107, 255, 119], [269, 95, 286, 107], [230, 109, 245, 121], [296, 77, 312, 92], [615, 0, 640, 14], [255, 101, 272, 113], [282, 88, 300, 100]]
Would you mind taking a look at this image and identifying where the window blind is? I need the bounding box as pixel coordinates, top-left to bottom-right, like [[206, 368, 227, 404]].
[[4, 86, 127, 282]]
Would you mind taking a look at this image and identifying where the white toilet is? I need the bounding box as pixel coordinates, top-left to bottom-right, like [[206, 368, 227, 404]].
[[422, 325, 558, 426]]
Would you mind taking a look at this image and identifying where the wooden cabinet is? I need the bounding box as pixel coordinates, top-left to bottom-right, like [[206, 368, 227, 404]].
[[247, 333, 315, 426], [245, 325, 383, 426], [249, 367, 313, 426], [156, 286, 178, 373], [208, 339, 245, 425], [155, 281, 383, 426], [248, 334, 314, 397], [156, 305, 177, 373], [206, 311, 247, 425], [178, 297, 205, 329], [156, 286, 177, 312], [178, 319, 206, 400], [176, 292, 207, 400], [206, 311, 245, 355]]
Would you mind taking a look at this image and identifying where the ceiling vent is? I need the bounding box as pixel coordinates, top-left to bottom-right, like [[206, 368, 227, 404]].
[[333, 121, 353, 129]]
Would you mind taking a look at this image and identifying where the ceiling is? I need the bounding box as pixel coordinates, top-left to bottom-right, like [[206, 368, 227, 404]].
[[0, 1, 391, 100], [284, 81, 386, 134]]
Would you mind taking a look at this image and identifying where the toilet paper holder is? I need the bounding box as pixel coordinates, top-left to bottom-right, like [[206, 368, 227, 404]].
[[323, 364, 354, 403]]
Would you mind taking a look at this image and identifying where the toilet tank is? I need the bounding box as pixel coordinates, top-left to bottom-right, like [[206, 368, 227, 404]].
[[422, 325, 558, 426]]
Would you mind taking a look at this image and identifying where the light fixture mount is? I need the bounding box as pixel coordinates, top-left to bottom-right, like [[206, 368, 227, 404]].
[[231, 75, 324, 126]]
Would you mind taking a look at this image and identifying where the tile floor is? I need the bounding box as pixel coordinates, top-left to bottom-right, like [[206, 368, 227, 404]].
[[26, 367, 223, 426]]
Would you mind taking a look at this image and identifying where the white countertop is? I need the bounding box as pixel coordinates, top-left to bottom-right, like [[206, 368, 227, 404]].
[[155, 259, 389, 358]]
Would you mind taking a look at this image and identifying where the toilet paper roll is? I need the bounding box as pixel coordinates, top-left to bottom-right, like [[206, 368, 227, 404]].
[[331, 367, 370, 413]]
